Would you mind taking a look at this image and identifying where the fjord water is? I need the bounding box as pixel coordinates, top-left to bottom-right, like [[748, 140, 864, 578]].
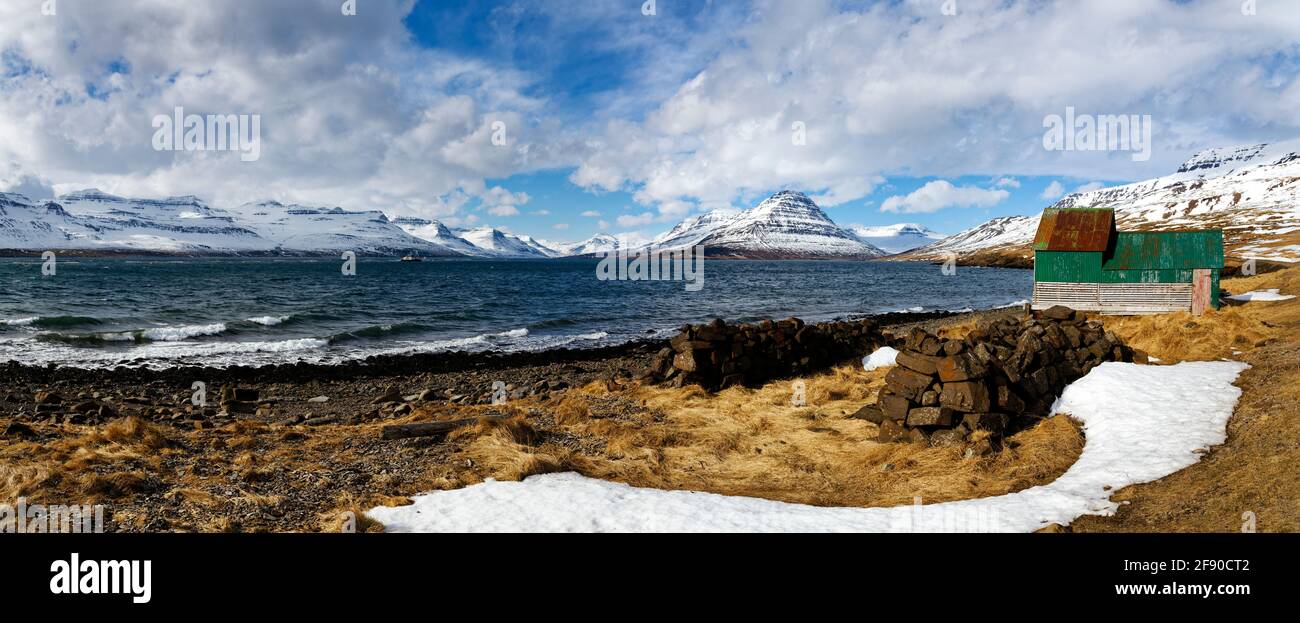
[[0, 257, 1031, 368]]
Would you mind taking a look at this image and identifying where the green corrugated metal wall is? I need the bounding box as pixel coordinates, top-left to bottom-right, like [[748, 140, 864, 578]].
[[1034, 230, 1224, 309]]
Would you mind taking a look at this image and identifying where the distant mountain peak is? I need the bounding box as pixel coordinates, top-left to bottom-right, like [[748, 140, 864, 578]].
[[649, 190, 886, 259]]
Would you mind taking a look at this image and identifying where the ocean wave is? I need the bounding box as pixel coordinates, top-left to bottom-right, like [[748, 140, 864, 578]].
[[528, 318, 579, 329], [493, 328, 529, 339], [2, 315, 102, 328], [328, 322, 433, 343], [246, 314, 293, 326], [36, 322, 230, 345], [138, 323, 230, 341]]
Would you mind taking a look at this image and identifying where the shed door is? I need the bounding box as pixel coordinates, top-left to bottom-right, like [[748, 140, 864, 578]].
[[1191, 269, 1212, 315]]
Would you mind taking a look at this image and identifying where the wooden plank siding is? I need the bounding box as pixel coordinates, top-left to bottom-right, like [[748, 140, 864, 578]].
[[1032, 281, 1194, 314]]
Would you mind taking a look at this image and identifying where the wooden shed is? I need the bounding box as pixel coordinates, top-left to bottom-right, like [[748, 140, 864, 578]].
[[1030, 208, 1224, 315]]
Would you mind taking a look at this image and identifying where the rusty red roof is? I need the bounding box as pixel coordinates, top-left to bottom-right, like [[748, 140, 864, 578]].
[[1032, 208, 1115, 252]]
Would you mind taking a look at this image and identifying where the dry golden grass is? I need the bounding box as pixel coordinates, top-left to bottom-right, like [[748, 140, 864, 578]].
[[1101, 308, 1271, 364], [435, 360, 1085, 509]]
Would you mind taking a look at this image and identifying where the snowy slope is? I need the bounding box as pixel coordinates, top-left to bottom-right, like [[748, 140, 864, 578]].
[[551, 233, 621, 256], [392, 217, 488, 256], [901, 215, 1040, 260], [369, 361, 1248, 532], [897, 139, 1300, 264], [229, 201, 459, 255], [665, 191, 885, 258], [649, 209, 736, 250], [850, 223, 945, 254], [1054, 140, 1300, 261], [455, 227, 553, 258], [2, 189, 267, 252], [515, 235, 565, 258]]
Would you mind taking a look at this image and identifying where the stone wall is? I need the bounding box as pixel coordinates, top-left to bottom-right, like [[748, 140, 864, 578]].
[[642, 317, 888, 391], [854, 306, 1147, 450]]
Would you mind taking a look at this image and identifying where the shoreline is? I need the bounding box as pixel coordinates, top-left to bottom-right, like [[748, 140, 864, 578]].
[[1, 309, 985, 383]]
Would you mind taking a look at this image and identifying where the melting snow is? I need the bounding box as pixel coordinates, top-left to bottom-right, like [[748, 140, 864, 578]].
[[1228, 289, 1296, 302], [369, 361, 1248, 533], [862, 346, 899, 371]]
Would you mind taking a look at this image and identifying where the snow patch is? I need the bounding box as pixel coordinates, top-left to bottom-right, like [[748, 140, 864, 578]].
[[369, 361, 1248, 533], [1228, 288, 1295, 302], [862, 346, 899, 371]]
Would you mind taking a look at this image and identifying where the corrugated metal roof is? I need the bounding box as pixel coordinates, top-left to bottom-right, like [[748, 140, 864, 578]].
[[1101, 231, 1225, 270], [1032, 208, 1115, 252]]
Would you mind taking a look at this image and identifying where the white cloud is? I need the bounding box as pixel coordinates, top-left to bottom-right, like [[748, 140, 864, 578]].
[[571, 0, 1300, 214], [580, 210, 602, 217], [552, 223, 570, 230], [532, 209, 551, 216], [994, 177, 1020, 188], [880, 180, 1008, 214], [596, 219, 609, 230], [1040, 180, 1065, 201], [2, 0, 1299, 235], [487, 205, 520, 216], [617, 212, 656, 227], [1074, 181, 1105, 194], [0, 162, 55, 201]]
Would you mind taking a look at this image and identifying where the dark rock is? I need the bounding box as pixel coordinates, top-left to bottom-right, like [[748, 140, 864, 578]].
[[939, 381, 992, 412], [851, 404, 885, 424], [936, 353, 989, 382], [906, 406, 957, 427], [895, 351, 940, 375], [877, 419, 906, 443], [885, 366, 935, 401]]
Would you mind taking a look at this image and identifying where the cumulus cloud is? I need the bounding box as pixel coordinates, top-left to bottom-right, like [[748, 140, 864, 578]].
[[1074, 181, 1106, 194], [570, 0, 1300, 215], [994, 177, 1020, 188], [880, 180, 1009, 214], [617, 212, 656, 228], [580, 210, 602, 217], [1040, 180, 1065, 201], [0, 0, 564, 222], [2, 0, 1299, 232], [0, 162, 55, 201]]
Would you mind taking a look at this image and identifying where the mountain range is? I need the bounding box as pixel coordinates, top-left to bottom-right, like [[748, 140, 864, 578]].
[[9, 139, 1291, 263], [0, 188, 927, 259], [896, 140, 1300, 267]]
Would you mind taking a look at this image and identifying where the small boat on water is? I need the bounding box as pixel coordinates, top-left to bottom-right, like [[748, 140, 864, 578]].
[[400, 255, 422, 262]]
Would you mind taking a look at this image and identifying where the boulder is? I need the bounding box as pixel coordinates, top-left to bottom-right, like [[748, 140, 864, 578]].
[[939, 381, 992, 412], [878, 392, 912, 422], [895, 351, 940, 375], [885, 366, 936, 401], [936, 353, 989, 382], [906, 406, 957, 427]]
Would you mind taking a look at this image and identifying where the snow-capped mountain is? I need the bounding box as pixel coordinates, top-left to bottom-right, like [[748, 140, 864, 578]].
[[850, 223, 945, 254], [514, 235, 565, 258], [392, 217, 489, 257], [454, 227, 554, 258], [228, 200, 458, 255], [649, 209, 736, 250], [2, 189, 265, 252], [551, 233, 622, 256], [896, 140, 1300, 265], [0, 190, 451, 255], [676, 191, 886, 258]]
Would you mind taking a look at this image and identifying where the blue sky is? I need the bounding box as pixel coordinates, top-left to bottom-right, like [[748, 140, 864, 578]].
[[2, 0, 1298, 244]]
